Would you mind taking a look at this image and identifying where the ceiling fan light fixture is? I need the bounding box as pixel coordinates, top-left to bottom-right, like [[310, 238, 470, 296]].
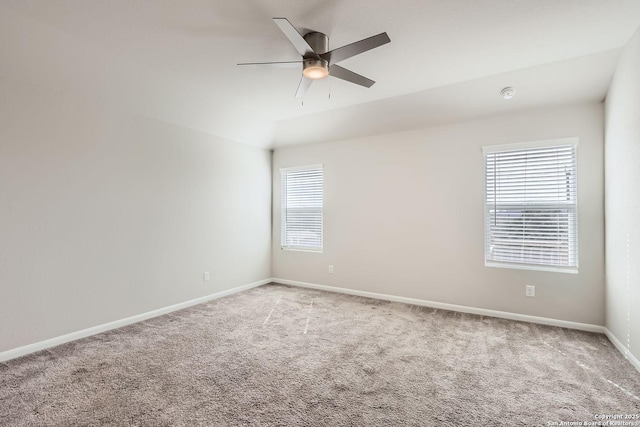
[[303, 59, 329, 80]]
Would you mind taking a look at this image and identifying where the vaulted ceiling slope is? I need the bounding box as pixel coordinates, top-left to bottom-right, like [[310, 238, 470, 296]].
[[2, 1, 640, 149]]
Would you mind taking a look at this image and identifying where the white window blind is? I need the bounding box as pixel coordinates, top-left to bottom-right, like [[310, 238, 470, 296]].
[[483, 139, 578, 273], [281, 165, 323, 252]]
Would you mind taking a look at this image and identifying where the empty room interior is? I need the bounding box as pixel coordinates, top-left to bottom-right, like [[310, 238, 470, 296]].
[[2, 0, 640, 425]]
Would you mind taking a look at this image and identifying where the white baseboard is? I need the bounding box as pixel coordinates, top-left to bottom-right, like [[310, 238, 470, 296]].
[[0, 278, 271, 363], [272, 278, 606, 334], [605, 328, 640, 373]]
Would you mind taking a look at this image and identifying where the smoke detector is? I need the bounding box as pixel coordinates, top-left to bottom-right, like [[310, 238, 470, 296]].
[[500, 87, 516, 100]]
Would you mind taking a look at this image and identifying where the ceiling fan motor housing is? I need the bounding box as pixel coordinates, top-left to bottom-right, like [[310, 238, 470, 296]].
[[302, 32, 329, 79]]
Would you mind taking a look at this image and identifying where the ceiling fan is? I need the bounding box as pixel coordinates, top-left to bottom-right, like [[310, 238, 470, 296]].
[[238, 18, 391, 98]]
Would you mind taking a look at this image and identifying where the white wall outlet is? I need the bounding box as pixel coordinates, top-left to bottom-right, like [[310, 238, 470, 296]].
[[525, 285, 535, 297], [328, 265, 334, 274], [203, 272, 210, 282]]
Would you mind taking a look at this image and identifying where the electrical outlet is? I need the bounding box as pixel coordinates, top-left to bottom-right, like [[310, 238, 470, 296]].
[[328, 265, 334, 274], [203, 272, 210, 282], [525, 285, 535, 297]]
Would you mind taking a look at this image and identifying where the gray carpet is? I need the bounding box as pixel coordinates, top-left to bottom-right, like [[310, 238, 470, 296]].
[[1, 283, 639, 426]]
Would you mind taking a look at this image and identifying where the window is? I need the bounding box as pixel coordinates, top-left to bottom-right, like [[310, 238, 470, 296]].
[[483, 138, 578, 273], [281, 165, 323, 252]]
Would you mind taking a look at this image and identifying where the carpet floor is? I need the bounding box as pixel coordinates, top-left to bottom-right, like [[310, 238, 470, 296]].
[[1, 283, 639, 426]]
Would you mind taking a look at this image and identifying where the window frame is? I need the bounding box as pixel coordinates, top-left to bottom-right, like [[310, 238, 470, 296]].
[[483, 138, 579, 274], [280, 164, 324, 253]]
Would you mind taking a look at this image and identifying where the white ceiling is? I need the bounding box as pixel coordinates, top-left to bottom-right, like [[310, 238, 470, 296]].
[[2, 0, 640, 149]]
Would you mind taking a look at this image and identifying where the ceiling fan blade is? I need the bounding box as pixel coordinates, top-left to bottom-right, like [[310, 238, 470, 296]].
[[329, 64, 375, 88], [273, 18, 315, 56], [295, 76, 313, 98], [321, 32, 390, 65], [237, 61, 302, 68]]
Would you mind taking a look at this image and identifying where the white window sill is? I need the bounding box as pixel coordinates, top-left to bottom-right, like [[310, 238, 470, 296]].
[[281, 247, 323, 253], [485, 261, 578, 274]]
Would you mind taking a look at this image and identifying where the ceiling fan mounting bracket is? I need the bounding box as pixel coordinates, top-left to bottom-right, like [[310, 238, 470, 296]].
[[303, 31, 328, 56]]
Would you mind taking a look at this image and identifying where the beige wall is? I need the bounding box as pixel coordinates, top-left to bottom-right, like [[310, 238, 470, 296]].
[[273, 103, 605, 325], [605, 26, 640, 362], [0, 77, 272, 353]]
